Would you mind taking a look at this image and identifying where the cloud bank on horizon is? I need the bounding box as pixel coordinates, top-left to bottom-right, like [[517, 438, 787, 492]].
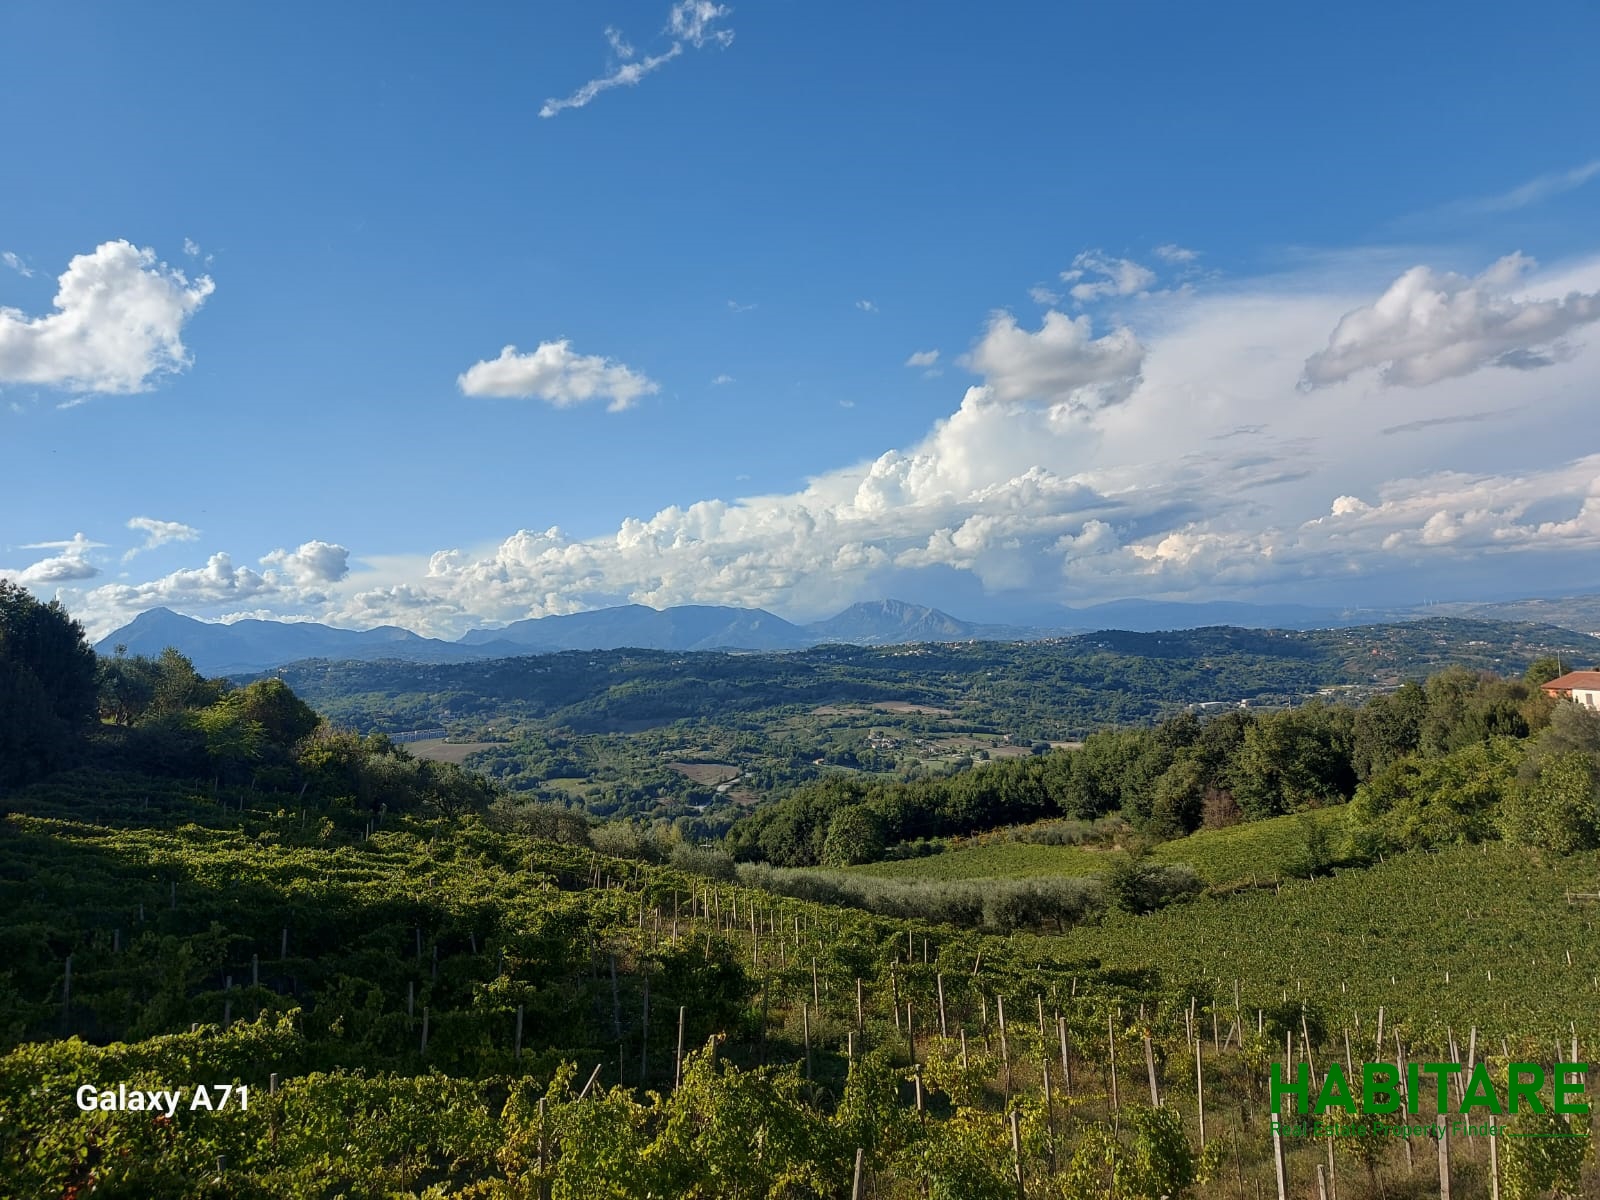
[[10, 235, 1600, 641]]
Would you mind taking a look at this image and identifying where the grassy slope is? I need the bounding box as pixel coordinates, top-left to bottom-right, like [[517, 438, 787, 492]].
[[845, 806, 1351, 885], [1147, 805, 1350, 882], [836, 809, 1600, 1035]]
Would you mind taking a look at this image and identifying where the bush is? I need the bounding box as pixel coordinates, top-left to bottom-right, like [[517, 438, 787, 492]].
[[670, 842, 737, 881], [485, 798, 593, 846], [734, 864, 1105, 932]]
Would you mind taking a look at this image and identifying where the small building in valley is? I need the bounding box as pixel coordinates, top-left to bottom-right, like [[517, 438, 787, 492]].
[[1541, 670, 1600, 709]]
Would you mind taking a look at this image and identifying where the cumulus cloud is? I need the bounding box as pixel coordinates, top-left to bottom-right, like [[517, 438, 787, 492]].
[[1028, 285, 1061, 306], [1301, 253, 1600, 389], [905, 350, 939, 368], [961, 310, 1144, 410], [540, 1, 732, 118], [124, 516, 200, 560], [711, 373, 734, 385], [84, 552, 275, 619], [50, 248, 1600, 640], [3, 533, 103, 585], [1065, 251, 1156, 303], [458, 340, 659, 411], [261, 540, 351, 586], [856, 299, 878, 313], [1153, 244, 1199, 264], [0, 240, 214, 395]]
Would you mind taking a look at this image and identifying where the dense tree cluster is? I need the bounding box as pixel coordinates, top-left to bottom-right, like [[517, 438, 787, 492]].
[[0, 585, 499, 821], [728, 657, 1598, 867], [0, 581, 98, 785]]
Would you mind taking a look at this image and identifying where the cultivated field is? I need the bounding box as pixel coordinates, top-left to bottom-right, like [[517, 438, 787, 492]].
[[404, 738, 497, 765]]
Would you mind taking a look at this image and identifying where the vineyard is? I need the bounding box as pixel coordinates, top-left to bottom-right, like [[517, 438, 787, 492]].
[[2, 769, 1596, 1197]]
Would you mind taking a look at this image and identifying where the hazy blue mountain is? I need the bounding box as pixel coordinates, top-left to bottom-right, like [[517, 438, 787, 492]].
[[458, 604, 812, 652], [803, 599, 1040, 644], [95, 592, 1460, 677], [94, 608, 517, 675]]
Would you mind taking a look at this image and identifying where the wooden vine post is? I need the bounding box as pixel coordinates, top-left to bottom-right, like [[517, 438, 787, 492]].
[[1010, 1109, 1025, 1199], [675, 1005, 686, 1090], [1107, 1012, 1119, 1112]]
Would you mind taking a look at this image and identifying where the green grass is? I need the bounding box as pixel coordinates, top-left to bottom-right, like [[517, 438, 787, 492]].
[[1149, 804, 1350, 885], [843, 806, 1352, 886]]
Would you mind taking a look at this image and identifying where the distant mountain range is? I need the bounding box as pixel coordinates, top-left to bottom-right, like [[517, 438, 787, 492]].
[[98, 599, 1020, 674], [96, 592, 1600, 676]]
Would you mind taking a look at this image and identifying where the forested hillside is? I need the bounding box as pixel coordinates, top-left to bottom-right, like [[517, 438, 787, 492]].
[[267, 617, 1596, 832]]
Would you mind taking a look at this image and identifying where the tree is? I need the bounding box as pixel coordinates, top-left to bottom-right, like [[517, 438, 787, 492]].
[[97, 648, 159, 726], [0, 580, 98, 784], [231, 677, 322, 749], [1501, 751, 1600, 853], [1351, 681, 1425, 780], [1348, 737, 1522, 854], [195, 701, 267, 786], [147, 647, 222, 716], [820, 806, 887, 867], [1231, 705, 1355, 820], [1064, 729, 1150, 818], [1149, 751, 1206, 837], [1524, 655, 1565, 688]]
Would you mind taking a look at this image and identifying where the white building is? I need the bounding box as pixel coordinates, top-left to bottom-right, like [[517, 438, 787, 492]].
[[1541, 670, 1600, 709]]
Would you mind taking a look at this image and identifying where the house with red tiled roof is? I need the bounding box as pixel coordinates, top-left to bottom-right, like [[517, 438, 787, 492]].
[[1541, 670, 1600, 710]]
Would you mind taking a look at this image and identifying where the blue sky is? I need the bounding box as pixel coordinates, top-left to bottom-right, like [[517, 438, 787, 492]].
[[4, 0, 1600, 638]]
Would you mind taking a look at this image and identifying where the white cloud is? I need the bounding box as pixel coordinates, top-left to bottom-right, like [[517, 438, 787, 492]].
[[3, 533, 102, 585], [1028, 285, 1061, 306], [261, 540, 351, 586], [1301, 253, 1600, 388], [2, 251, 33, 278], [711, 373, 734, 385], [53, 249, 1600, 640], [1153, 244, 1199, 264], [1474, 160, 1600, 214], [540, 45, 683, 118], [182, 238, 201, 258], [668, 1, 734, 47], [905, 349, 939, 368], [604, 26, 635, 58], [124, 516, 200, 560], [1065, 251, 1156, 303], [961, 309, 1144, 410], [727, 299, 756, 313], [0, 240, 214, 395], [540, 2, 732, 119], [75, 553, 275, 631], [458, 340, 659, 411], [67, 541, 352, 637], [856, 299, 878, 313]]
